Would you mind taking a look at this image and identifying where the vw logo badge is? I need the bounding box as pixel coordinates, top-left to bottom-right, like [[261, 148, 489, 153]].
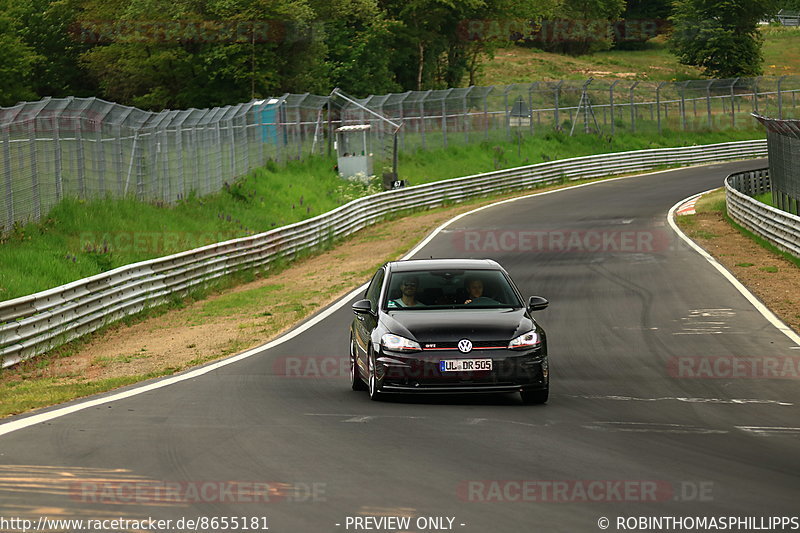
[[457, 339, 473, 353]]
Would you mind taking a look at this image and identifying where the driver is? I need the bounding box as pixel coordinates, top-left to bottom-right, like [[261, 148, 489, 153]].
[[464, 278, 499, 305]]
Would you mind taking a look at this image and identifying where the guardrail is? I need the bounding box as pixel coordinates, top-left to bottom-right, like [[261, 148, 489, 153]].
[[0, 139, 768, 367], [726, 168, 800, 257]]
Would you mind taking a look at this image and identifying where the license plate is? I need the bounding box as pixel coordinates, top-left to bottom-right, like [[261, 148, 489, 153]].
[[440, 359, 493, 372]]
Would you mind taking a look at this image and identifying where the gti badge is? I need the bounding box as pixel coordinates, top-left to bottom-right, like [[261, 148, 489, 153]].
[[457, 339, 473, 353]]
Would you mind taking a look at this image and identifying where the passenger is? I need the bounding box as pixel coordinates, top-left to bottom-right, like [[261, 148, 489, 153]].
[[389, 276, 426, 308]]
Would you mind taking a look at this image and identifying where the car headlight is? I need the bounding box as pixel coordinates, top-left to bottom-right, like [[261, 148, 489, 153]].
[[381, 333, 422, 353], [508, 330, 541, 350]]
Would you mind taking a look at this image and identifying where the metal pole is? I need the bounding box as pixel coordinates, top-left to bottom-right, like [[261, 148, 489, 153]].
[[778, 75, 787, 119], [706, 80, 713, 130], [730, 78, 739, 127], [464, 87, 472, 144], [528, 83, 535, 136], [442, 90, 449, 149], [3, 127, 13, 231], [584, 79, 593, 134], [76, 114, 85, 199], [629, 82, 639, 133], [680, 81, 687, 131], [484, 87, 491, 140], [330, 89, 402, 129], [554, 81, 563, 131], [610, 80, 619, 135], [752, 77, 759, 114], [53, 108, 63, 202], [504, 87, 510, 141], [29, 116, 41, 221], [421, 90, 430, 149], [656, 82, 664, 134]]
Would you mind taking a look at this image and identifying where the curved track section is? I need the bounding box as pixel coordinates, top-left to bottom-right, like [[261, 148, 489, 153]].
[[2, 159, 798, 532]]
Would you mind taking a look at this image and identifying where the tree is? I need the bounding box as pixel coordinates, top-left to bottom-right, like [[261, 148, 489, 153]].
[[8, 0, 98, 98], [0, 2, 40, 106], [536, 0, 626, 55], [613, 0, 672, 50], [78, 0, 331, 109], [669, 0, 775, 78]]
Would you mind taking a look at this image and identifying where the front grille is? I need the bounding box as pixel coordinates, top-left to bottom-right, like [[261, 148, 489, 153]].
[[420, 340, 508, 351]]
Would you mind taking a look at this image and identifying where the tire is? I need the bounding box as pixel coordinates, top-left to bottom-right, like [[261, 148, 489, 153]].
[[368, 349, 383, 401], [521, 388, 548, 405], [350, 335, 367, 391]]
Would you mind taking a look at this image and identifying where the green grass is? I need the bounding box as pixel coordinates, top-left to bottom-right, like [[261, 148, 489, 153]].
[[0, 374, 165, 417], [0, 127, 766, 302], [478, 28, 800, 85]]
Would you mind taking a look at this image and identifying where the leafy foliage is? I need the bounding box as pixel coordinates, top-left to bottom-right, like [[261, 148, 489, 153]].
[[669, 0, 775, 78]]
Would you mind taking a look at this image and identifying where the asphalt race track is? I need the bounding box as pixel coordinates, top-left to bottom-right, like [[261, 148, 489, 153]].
[[2, 159, 799, 533]]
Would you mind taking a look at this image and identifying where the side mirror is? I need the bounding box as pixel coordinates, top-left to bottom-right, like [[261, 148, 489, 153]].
[[352, 299, 374, 315], [527, 296, 549, 312]]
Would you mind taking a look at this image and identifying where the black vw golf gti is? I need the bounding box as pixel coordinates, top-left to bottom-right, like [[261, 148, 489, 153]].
[[349, 259, 549, 404]]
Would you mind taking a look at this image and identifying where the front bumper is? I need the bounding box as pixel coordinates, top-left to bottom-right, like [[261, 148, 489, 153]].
[[375, 349, 548, 394]]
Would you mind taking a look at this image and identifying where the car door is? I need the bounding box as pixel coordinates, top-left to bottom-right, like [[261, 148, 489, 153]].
[[354, 267, 384, 378]]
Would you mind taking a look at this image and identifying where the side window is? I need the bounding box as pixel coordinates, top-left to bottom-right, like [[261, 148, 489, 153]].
[[365, 269, 385, 311]]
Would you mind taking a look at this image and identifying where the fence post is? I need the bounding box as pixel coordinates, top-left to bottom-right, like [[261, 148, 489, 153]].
[[778, 75, 787, 119], [484, 87, 492, 140], [420, 90, 429, 149], [504, 87, 510, 140], [28, 115, 41, 222], [554, 81, 563, 130], [75, 110, 86, 199], [528, 83, 536, 136], [3, 127, 12, 231], [656, 82, 664, 134], [95, 118, 106, 197], [752, 77, 759, 115], [679, 81, 688, 130], [464, 87, 472, 144], [610, 80, 619, 135], [629, 81, 639, 134], [706, 80, 713, 130], [53, 108, 63, 202], [442, 90, 449, 149]]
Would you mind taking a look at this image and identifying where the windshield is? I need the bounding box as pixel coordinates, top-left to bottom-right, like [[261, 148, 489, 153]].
[[384, 269, 523, 310]]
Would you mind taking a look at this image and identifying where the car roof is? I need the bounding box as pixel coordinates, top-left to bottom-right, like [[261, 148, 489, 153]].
[[387, 259, 502, 272]]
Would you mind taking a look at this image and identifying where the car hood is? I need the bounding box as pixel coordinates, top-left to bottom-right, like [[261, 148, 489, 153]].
[[382, 308, 533, 342]]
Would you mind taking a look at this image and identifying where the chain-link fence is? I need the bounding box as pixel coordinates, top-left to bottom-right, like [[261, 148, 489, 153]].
[[2, 75, 800, 232], [752, 114, 800, 215]]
